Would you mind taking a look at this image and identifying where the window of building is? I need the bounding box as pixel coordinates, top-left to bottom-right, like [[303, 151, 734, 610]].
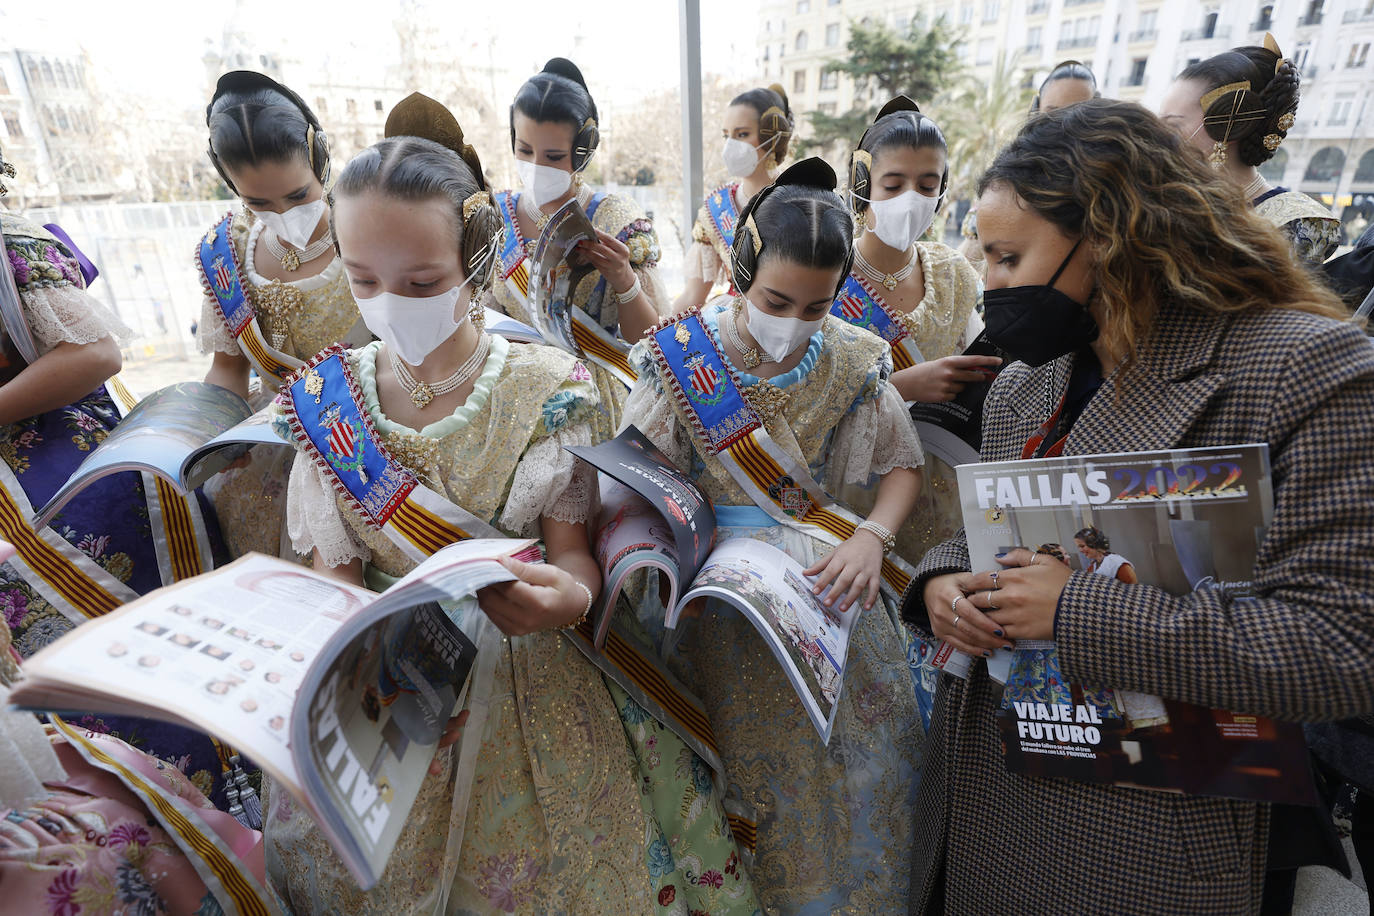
[[374, 99, 384, 112], [1127, 57, 1148, 85], [3, 112, 22, 139], [764, 45, 771, 61], [1348, 42, 1371, 67], [24, 60, 38, 84], [796, 30, 808, 51], [977, 37, 996, 63], [346, 98, 358, 116], [894, 14, 910, 30], [819, 101, 837, 114], [56, 107, 69, 131], [797, 0, 810, 11], [1302, 0, 1324, 25], [983, 0, 1000, 21], [829, 0, 841, 5], [960, 3, 974, 23], [826, 22, 840, 45], [1027, 25, 1043, 49], [793, 68, 807, 92], [1202, 11, 1218, 37], [1330, 98, 1354, 125], [56, 64, 69, 89], [956, 41, 970, 61], [0, 72, 8, 95], [1254, 3, 1273, 29], [40, 60, 54, 87], [316, 97, 328, 114], [820, 69, 839, 89]]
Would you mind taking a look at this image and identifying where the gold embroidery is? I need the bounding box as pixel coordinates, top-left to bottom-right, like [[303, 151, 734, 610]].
[[249, 279, 307, 350], [743, 380, 790, 422]]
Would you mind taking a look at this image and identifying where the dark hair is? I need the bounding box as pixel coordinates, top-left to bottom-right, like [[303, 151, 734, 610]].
[[730, 158, 854, 296], [1036, 542, 1069, 562], [849, 96, 949, 214], [729, 83, 795, 162], [206, 71, 328, 194], [977, 100, 1344, 368], [510, 58, 600, 172], [1031, 60, 1099, 112], [1074, 526, 1109, 551], [1177, 46, 1300, 166], [332, 135, 500, 289]]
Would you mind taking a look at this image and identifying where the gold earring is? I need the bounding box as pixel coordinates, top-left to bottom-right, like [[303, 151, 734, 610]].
[[1208, 141, 1228, 170], [469, 300, 486, 329], [571, 171, 585, 190], [763, 154, 778, 172]]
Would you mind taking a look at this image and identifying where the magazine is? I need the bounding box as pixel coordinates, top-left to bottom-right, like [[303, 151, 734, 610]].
[[908, 330, 1006, 462], [10, 538, 541, 889], [526, 198, 598, 353], [570, 427, 857, 743], [951, 443, 1315, 804], [33, 382, 285, 527], [480, 306, 544, 345]]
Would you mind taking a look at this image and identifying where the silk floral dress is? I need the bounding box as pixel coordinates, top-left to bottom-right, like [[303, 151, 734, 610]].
[[264, 336, 760, 916], [624, 299, 926, 913]]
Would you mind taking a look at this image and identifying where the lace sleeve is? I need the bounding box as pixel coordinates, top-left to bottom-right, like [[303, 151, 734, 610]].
[[637, 262, 671, 320], [620, 367, 694, 471], [683, 239, 724, 285], [285, 451, 370, 567], [500, 421, 597, 535], [196, 293, 241, 355], [827, 382, 925, 489], [21, 285, 133, 353]]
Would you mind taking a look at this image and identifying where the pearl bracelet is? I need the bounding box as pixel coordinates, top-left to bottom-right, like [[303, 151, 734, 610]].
[[561, 581, 595, 630], [856, 520, 896, 555], [613, 274, 642, 305]]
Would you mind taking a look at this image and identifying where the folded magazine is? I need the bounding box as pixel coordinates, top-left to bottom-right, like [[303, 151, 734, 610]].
[[947, 443, 1314, 804], [569, 426, 858, 743], [10, 539, 540, 889]]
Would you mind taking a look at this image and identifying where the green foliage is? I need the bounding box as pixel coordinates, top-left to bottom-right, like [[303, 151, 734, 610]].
[[799, 14, 966, 152], [931, 52, 1036, 200]]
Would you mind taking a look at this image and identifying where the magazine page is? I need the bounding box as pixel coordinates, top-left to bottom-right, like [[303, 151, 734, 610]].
[[567, 425, 716, 648], [676, 537, 855, 744], [527, 199, 597, 352], [958, 444, 1314, 804], [11, 553, 373, 798], [591, 479, 682, 635], [289, 537, 540, 889], [179, 405, 292, 491], [35, 381, 253, 526], [481, 306, 544, 345]]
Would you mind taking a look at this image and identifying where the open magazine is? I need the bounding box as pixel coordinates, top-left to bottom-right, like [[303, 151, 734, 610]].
[[33, 381, 280, 527], [569, 426, 857, 743], [948, 443, 1314, 804], [526, 198, 597, 353], [908, 330, 1006, 463], [10, 538, 541, 889]]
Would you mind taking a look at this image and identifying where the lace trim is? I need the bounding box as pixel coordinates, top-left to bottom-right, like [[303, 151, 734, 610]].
[[499, 422, 596, 535], [684, 240, 726, 285], [23, 285, 133, 353], [196, 292, 242, 355], [827, 382, 925, 489], [285, 452, 370, 568]]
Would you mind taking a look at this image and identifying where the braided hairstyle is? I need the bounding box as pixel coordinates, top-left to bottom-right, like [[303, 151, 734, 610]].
[[206, 71, 330, 194], [729, 84, 795, 163], [848, 95, 948, 218], [331, 93, 501, 290], [510, 58, 600, 173], [1178, 44, 1300, 166], [729, 158, 854, 297]]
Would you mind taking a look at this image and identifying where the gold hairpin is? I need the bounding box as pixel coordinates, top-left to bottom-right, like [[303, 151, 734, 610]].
[[1199, 81, 1252, 112], [462, 190, 490, 221], [743, 214, 763, 256]]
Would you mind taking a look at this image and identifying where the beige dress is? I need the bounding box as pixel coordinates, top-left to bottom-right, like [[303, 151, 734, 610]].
[[195, 211, 364, 559]]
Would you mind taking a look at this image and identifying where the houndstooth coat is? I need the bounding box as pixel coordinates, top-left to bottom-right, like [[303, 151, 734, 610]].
[[902, 300, 1374, 915]]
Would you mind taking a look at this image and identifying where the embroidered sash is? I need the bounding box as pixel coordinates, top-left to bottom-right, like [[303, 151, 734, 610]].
[[649, 310, 913, 596], [831, 274, 925, 371], [281, 347, 723, 773], [494, 192, 638, 389], [196, 212, 303, 387], [105, 376, 216, 587], [705, 183, 739, 253]]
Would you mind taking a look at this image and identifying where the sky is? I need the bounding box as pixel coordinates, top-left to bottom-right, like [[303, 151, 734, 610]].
[[6, 0, 763, 112]]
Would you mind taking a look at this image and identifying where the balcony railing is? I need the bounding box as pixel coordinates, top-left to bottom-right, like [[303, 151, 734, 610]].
[[1057, 35, 1098, 48], [1298, 12, 1324, 26], [1181, 26, 1231, 41], [1250, 18, 1272, 30], [1024, 42, 1043, 53], [1129, 28, 1158, 41], [1343, 8, 1374, 21], [1124, 75, 1146, 87], [1027, 1, 1049, 14], [1065, 0, 1101, 7]]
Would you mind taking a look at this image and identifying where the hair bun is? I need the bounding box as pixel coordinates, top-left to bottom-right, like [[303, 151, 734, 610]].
[[385, 92, 488, 191], [768, 82, 791, 114], [774, 157, 837, 193], [875, 95, 921, 120], [208, 69, 321, 128], [543, 57, 588, 90]]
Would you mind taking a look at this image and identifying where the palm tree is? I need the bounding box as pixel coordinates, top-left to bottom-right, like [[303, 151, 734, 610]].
[[932, 52, 1035, 204]]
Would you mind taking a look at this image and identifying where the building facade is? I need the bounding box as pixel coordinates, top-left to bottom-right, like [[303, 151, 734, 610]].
[[756, 0, 1374, 230]]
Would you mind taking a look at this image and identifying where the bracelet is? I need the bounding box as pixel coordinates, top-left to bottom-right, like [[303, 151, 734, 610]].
[[856, 520, 896, 555], [560, 581, 595, 630], [613, 274, 642, 305]]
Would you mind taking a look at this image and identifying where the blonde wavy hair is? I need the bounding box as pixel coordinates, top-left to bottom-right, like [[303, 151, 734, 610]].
[[978, 99, 1346, 368]]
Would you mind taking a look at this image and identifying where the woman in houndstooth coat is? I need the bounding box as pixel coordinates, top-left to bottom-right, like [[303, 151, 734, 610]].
[[903, 99, 1374, 914]]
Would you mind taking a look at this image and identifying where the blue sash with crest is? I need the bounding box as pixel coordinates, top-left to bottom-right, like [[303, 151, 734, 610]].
[[706, 184, 738, 252], [830, 274, 923, 371]]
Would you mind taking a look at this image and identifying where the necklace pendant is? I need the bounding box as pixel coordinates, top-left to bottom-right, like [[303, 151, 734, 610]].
[[268, 322, 288, 349], [883, 274, 898, 291], [408, 381, 435, 409], [280, 248, 301, 271]]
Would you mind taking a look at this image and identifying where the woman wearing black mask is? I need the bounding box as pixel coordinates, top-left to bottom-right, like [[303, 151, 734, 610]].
[[901, 100, 1374, 913]]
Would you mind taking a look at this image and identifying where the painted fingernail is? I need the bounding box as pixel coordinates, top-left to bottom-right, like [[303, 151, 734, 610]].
[[1003, 643, 1014, 651], [993, 629, 1004, 637], [994, 551, 1007, 558], [982, 650, 992, 657]]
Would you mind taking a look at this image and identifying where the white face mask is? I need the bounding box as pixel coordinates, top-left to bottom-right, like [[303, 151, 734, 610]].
[[865, 190, 940, 251], [743, 299, 824, 364], [355, 280, 470, 366], [253, 198, 326, 249], [722, 138, 761, 179], [516, 159, 573, 208]]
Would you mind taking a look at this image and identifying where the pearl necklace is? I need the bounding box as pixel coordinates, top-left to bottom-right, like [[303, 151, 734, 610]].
[[390, 334, 490, 409], [1241, 173, 1270, 202], [854, 245, 917, 291], [722, 299, 762, 369], [264, 226, 334, 272]]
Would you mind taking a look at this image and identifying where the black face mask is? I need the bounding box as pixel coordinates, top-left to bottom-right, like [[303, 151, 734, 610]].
[[981, 238, 1099, 367]]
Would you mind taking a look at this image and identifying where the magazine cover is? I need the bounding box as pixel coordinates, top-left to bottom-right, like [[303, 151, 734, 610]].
[[527, 198, 597, 353], [958, 443, 1315, 805]]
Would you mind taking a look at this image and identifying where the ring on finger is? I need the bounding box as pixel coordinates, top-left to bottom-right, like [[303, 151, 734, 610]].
[[951, 594, 964, 614], [990, 570, 999, 586], [952, 614, 962, 630], [986, 590, 999, 610]]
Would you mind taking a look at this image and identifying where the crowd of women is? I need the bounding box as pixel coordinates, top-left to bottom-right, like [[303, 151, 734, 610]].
[[0, 30, 1372, 916]]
